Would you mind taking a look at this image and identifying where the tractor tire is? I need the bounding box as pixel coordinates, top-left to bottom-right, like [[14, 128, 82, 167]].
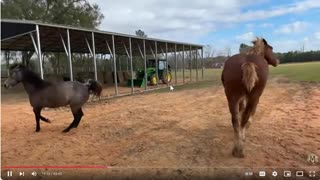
[[150, 73, 158, 86], [162, 71, 172, 84]]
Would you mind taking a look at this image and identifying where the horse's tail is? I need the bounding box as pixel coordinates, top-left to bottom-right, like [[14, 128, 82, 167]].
[[241, 62, 258, 92], [85, 79, 103, 97]]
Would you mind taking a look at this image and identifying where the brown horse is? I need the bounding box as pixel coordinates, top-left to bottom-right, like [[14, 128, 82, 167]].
[[221, 37, 279, 158]]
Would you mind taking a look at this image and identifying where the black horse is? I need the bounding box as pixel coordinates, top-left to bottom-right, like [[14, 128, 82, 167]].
[[3, 64, 102, 133]]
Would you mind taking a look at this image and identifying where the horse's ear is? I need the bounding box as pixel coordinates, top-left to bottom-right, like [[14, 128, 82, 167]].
[[262, 38, 268, 45], [252, 36, 260, 45]]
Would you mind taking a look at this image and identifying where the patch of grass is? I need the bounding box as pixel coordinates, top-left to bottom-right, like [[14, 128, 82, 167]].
[[175, 68, 222, 81], [147, 80, 221, 94], [145, 68, 222, 93], [270, 62, 320, 82]]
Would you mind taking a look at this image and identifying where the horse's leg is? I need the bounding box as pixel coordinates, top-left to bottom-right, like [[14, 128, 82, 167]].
[[239, 96, 260, 146], [241, 97, 260, 130], [72, 108, 84, 128], [62, 105, 84, 132], [239, 98, 247, 115], [33, 107, 42, 132], [227, 93, 244, 158], [62, 115, 76, 133], [40, 116, 51, 123], [62, 107, 78, 133], [238, 97, 247, 143]]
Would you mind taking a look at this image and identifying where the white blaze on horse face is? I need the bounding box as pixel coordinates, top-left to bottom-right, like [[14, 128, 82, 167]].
[[4, 79, 9, 88], [4, 78, 16, 88]]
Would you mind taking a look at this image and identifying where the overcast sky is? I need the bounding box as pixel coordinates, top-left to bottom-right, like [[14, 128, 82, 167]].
[[89, 0, 320, 55]]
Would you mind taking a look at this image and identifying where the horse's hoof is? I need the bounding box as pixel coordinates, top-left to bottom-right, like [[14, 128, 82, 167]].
[[35, 130, 40, 133], [62, 129, 70, 133], [232, 147, 245, 158], [46, 119, 51, 123]]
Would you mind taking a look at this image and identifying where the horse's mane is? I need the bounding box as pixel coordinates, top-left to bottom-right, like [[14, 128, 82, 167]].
[[9, 63, 21, 70], [10, 63, 51, 88], [246, 37, 267, 56]]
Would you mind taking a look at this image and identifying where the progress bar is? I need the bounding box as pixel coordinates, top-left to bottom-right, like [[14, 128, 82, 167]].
[[2, 165, 108, 169]]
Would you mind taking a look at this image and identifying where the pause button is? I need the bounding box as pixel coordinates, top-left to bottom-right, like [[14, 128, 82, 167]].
[[7, 171, 13, 176]]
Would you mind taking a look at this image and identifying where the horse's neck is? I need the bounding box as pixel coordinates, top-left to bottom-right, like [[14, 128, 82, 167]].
[[22, 82, 38, 95], [22, 78, 50, 95]]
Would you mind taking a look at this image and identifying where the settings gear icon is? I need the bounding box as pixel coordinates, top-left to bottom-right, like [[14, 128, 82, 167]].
[[272, 171, 278, 177]]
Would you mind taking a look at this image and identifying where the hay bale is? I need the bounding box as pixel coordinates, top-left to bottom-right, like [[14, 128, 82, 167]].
[[98, 72, 105, 84], [88, 72, 95, 79], [117, 71, 124, 83], [123, 71, 130, 81], [105, 72, 114, 84]]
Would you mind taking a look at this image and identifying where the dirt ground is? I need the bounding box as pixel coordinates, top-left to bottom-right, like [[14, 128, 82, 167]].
[[1, 79, 320, 179]]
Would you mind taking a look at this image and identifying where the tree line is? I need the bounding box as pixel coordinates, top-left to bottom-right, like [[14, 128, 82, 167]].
[[275, 51, 320, 63], [239, 43, 320, 64]]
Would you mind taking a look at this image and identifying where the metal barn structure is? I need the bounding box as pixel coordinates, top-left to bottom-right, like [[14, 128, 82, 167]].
[[1, 19, 204, 98]]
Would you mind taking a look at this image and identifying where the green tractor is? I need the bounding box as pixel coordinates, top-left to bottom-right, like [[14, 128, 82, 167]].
[[127, 59, 172, 88]]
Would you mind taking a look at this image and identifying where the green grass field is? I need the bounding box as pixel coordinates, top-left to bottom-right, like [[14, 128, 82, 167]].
[[200, 61, 320, 83], [176, 61, 320, 85], [269, 61, 320, 82], [160, 61, 320, 93]]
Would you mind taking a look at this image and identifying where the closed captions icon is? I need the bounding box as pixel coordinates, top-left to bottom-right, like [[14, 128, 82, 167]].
[[296, 171, 303, 177], [259, 171, 266, 177]]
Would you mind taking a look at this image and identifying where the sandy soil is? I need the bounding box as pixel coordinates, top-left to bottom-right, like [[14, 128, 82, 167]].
[[1, 79, 319, 179]]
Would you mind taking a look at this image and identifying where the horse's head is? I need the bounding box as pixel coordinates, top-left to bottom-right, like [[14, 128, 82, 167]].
[[3, 63, 25, 89], [251, 37, 279, 67]]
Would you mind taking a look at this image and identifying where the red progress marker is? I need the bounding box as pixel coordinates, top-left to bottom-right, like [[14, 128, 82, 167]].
[[2, 165, 108, 169]]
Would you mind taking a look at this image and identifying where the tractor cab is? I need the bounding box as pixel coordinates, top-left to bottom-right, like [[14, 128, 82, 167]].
[[147, 59, 171, 70], [147, 59, 156, 68]]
